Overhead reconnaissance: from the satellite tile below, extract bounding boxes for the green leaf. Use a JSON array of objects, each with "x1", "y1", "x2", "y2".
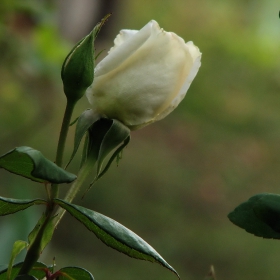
[
  {"x1": 54, "y1": 199, "x2": 179, "y2": 278},
  {"x1": 0, "y1": 146, "x2": 77, "y2": 184},
  {"x1": 57, "y1": 266, "x2": 94, "y2": 280},
  {"x1": 0, "y1": 196, "x2": 46, "y2": 216},
  {"x1": 28, "y1": 213, "x2": 55, "y2": 252},
  {"x1": 228, "y1": 193, "x2": 280, "y2": 239},
  {"x1": 7, "y1": 241, "x2": 28, "y2": 280},
  {"x1": 0, "y1": 262, "x2": 47, "y2": 280},
  {"x1": 66, "y1": 109, "x2": 100, "y2": 168}
]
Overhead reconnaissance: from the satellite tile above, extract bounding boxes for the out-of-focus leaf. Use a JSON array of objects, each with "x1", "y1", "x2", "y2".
[
  {"x1": 0, "y1": 147, "x2": 76, "y2": 184},
  {"x1": 57, "y1": 266, "x2": 94, "y2": 280},
  {"x1": 14, "y1": 275, "x2": 36, "y2": 280},
  {"x1": 54, "y1": 199, "x2": 179, "y2": 278},
  {"x1": 228, "y1": 193, "x2": 280, "y2": 239},
  {"x1": 0, "y1": 262, "x2": 47, "y2": 280},
  {"x1": 0, "y1": 196, "x2": 46, "y2": 216},
  {"x1": 7, "y1": 241, "x2": 28, "y2": 280},
  {"x1": 204, "y1": 265, "x2": 217, "y2": 280}
]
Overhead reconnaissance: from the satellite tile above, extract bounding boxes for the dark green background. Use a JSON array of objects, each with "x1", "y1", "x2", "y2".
[{"x1": 0, "y1": 0, "x2": 280, "y2": 279}]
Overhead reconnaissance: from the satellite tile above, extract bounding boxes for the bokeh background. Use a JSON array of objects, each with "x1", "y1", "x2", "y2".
[{"x1": 1, "y1": 0, "x2": 280, "y2": 279}]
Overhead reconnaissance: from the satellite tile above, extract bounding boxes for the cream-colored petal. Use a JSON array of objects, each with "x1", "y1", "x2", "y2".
[
  {"x1": 154, "y1": 42, "x2": 202, "y2": 122},
  {"x1": 93, "y1": 21, "x2": 155, "y2": 77},
  {"x1": 87, "y1": 20, "x2": 201, "y2": 130},
  {"x1": 89, "y1": 28, "x2": 178, "y2": 123},
  {"x1": 109, "y1": 29, "x2": 138, "y2": 54}
]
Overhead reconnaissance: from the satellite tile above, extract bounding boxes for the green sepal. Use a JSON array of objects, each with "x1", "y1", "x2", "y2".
[
  {"x1": 56, "y1": 266, "x2": 94, "y2": 280},
  {"x1": 7, "y1": 241, "x2": 28, "y2": 280},
  {"x1": 61, "y1": 15, "x2": 110, "y2": 103},
  {"x1": 54, "y1": 199, "x2": 179, "y2": 278},
  {"x1": 0, "y1": 146, "x2": 76, "y2": 184},
  {"x1": 0, "y1": 262, "x2": 47, "y2": 280},
  {"x1": 0, "y1": 196, "x2": 46, "y2": 216},
  {"x1": 228, "y1": 193, "x2": 280, "y2": 239},
  {"x1": 94, "y1": 119, "x2": 130, "y2": 177},
  {"x1": 66, "y1": 109, "x2": 100, "y2": 168},
  {"x1": 80, "y1": 132, "x2": 89, "y2": 169},
  {"x1": 93, "y1": 134, "x2": 130, "y2": 183},
  {"x1": 28, "y1": 213, "x2": 55, "y2": 253},
  {"x1": 86, "y1": 118, "x2": 130, "y2": 186},
  {"x1": 68, "y1": 115, "x2": 130, "y2": 193}
]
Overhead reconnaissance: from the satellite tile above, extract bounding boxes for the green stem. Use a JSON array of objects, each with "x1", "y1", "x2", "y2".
[
  {"x1": 53, "y1": 158, "x2": 95, "y2": 228},
  {"x1": 19, "y1": 210, "x2": 52, "y2": 275},
  {"x1": 55, "y1": 100, "x2": 76, "y2": 168},
  {"x1": 51, "y1": 100, "x2": 76, "y2": 200},
  {"x1": 18, "y1": 99, "x2": 76, "y2": 276}
]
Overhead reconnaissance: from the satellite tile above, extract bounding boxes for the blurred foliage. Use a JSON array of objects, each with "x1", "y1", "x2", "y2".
[{"x1": 0, "y1": 0, "x2": 280, "y2": 280}]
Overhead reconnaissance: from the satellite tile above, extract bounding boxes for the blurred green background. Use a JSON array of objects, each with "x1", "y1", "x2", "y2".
[{"x1": 1, "y1": 0, "x2": 280, "y2": 279}]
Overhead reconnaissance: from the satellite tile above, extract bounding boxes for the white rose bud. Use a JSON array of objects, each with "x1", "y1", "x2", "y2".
[{"x1": 86, "y1": 20, "x2": 201, "y2": 130}]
